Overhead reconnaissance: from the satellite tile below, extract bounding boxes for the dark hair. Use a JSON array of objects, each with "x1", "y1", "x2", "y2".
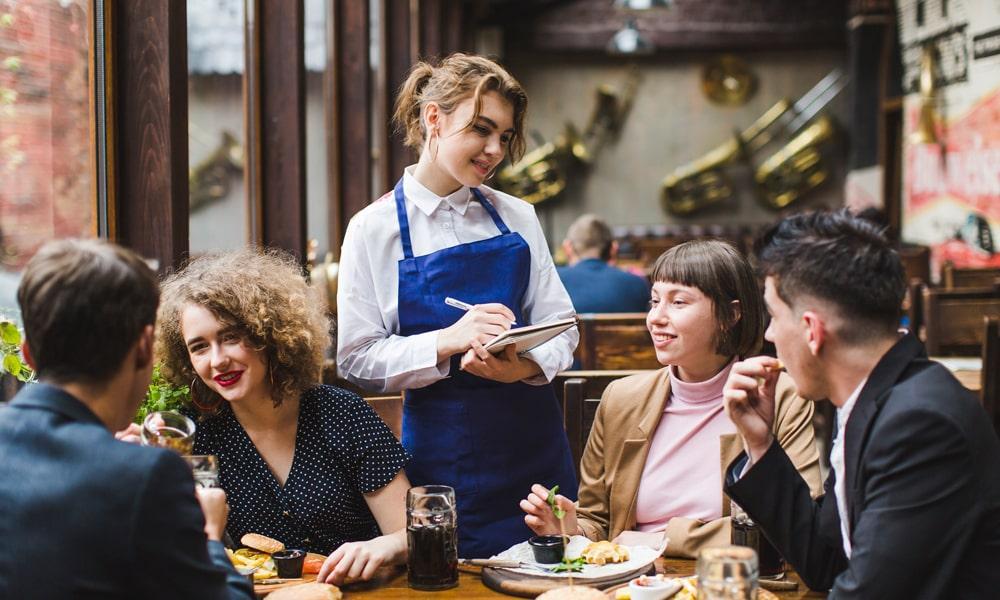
[
  {"x1": 18, "y1": 239, "x2": 159, "y2": 383},
  {"x1": 755, "y1": 209, "x2": 905, "y2": 343},
  {"x1": 650, "y1": 239, "x2": 765, "y2": 357}
]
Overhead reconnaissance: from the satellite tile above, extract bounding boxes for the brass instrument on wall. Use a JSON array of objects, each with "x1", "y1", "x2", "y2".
[
  {"x1": 910, "y1": 44, "x2": 940, "y2": 145},
  {"x1": 190, "y1": 131, "x2": 244, "y2": 212},
  {"x1": 661, "y1": 69, "x2": 846, "y2": 216},
  {"x1": 496, "y1": 71, "x2": 640, "y2": 205}
]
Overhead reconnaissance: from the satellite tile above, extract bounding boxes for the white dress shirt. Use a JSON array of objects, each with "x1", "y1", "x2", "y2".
[
  {"x1": 830, "y1": 378, "x2": 866, "y2": 558},
  {"x1": 336, "y1": 166, "x2": 578, "y2": 393}
]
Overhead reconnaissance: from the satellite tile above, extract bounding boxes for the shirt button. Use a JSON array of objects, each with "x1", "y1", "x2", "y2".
[
  {"x1": 442, "y1": 222, "x2": 452, "y2": 229},
  {"x1": 283, "y1": 510, "x2": 291, "y2": 518}
]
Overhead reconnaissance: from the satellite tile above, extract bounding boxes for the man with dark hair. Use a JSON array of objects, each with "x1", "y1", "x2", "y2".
[
  {"x1": 0, "y1": 239, "x2": 253, "y2": 599},
  {"x1": 722, "y1": 211, "x2": 1000, "y2": 598},
  {"x1": 557, "y1": 214, "x2": 649, "y2": 313}
]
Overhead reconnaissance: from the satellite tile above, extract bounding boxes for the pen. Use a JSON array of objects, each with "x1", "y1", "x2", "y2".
[{"x1": 444, "y1": 297, "x2": 516, "y2": 324}]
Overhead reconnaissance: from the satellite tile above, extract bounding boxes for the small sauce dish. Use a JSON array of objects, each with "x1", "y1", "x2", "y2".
[
  {"x1": 527, "y1": 535, "x2": 569, "y2": 564},
  {"x1": 627, "y1": 575, "x2": 682, "y2": 600},
  {"x1": 271, "y1": 548, "x2": 306, "y2": 578}
]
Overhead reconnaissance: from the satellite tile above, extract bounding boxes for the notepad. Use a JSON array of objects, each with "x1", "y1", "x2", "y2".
[{"x1": 483, "y1": 317, "x2": 578, "y2": 355}]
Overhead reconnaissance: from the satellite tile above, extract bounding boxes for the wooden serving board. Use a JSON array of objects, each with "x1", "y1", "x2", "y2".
[
  {"x1": 481, "y1": 564, "x2": 655, "y2": 598},
  {"x1": 254, "y1": 552, "x2": 326, "y2": 597}
]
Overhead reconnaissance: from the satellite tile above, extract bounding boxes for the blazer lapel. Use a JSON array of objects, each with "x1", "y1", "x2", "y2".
[
  {"x1": 844, "y1": 333, "x2": 925, "y2": 527},
  {"x1": 615, "y1": 370, "x2": 672, "y2": 533},
  {"x1": 719, "y1": 434, "x2": 744, "y2": 516}
]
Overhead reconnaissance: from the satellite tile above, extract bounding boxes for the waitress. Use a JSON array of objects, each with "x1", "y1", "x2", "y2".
[{"x1": 336, "y1": 53, "x2": 578, "y2": 558}]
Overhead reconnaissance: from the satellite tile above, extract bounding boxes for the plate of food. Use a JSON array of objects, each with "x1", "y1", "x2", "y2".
[
  {"x1": 492, "y1": 536, "x2": 660, "y2": 581},
  {"x1": 224, "y1": 533, "x2": 327, "y2": 595}
]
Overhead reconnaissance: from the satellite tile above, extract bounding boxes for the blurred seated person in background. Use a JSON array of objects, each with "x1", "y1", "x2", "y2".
[
  {"x1": 522, "y1": 240, "x2": 822, "y2": 557},
  {"x1": 723, "y1": 210, "x2": 1000, "y2": 597},
  {"x1": 557, "y1": 214, "x2": 649, "y2": 313},
  {"x1": 157, "y1": 248, "x2": 410, "y2": 585},
  {"x1": 0, "y1": 239, "x2": 252, "y2": 599}
]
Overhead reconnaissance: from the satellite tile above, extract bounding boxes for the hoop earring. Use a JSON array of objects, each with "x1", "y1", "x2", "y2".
[{"x1": 190, "y1": 376, "x2": 219, "y2": 414}]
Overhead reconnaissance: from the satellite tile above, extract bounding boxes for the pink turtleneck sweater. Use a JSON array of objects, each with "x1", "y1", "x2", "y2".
[{"x1": 635, "y1": 361, "x2": 737, "y2": 531}]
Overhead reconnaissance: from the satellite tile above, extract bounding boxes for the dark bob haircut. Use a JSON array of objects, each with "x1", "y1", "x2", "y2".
[
  {"x1": 754, "y1": 209, "x2": 905, "y2": 343},
  {"x1": 650, "y1": 239, "x2": 765, "y2": 358}
]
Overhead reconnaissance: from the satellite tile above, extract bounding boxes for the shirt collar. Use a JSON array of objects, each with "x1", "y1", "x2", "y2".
[
  {"x1": 402, "y1": 165, "x2": 472, "y2": 216},
  {"x1": 837, "y1": 377, "x2": 867, "y2": 431}
]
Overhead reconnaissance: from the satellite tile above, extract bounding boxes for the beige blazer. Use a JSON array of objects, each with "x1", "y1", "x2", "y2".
[{"x1": 575, "y1": 368, "x2": 823, "y2": 558}]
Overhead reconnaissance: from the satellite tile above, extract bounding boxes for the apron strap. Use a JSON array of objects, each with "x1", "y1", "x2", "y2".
[
  {"x1": 472, "y1": 188, "x2": 511, "y2": 235},
  {"x1": 393, "y1": 178, "x2": 415, "y2": 259}
]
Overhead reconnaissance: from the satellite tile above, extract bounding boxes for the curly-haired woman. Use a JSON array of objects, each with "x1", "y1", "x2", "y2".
[{"x1": 157, "y1": 247, "x2": 410, "y2": 585}]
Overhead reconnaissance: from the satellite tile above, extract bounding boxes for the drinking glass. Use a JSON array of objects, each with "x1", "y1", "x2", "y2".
[
  {"x1": 696, "y1": 545, "x2": 758, "y2": 600},
  {"x1": 730, "y1": 501, "x2": 785, "y2": 578},
  {"x1": 140, "y1": 410, "x2": 196, "y2": 455},
  {"x1": 183, "y1": 454, "x2": 219, "y2": 488},
  {"x1": 406, "y1": 485, "x2": 458, "y2": 590}
]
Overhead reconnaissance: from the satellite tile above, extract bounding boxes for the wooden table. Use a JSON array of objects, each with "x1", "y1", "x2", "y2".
[
  {"x1": 340, "y1": 558, "x2": 827, "y2": 599},
  {"x1": 929, "y1": 356, "x2": 982, "y2": 394}
]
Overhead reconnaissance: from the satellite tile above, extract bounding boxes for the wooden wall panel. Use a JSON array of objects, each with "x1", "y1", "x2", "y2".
[{"x1": 113, "y1": 0, "x2": 188, "y2": 272}]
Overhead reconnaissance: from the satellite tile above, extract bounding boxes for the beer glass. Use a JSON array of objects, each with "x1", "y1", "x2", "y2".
[
  {"x1": 140, "y1": 410, "x2": 195, "y2": 454},
  {"x1": 183, "y1": 454, "x2": 219, "y2": 488},
  {"x1": 696, "y1": 545, "x2": 758, "y2": 600},
  {"x1": 731, "y1": 501, "x2": 785, "y2": 578},
  {"x1": 406, "y1": 485, "x2": 458, "y2": 590}
]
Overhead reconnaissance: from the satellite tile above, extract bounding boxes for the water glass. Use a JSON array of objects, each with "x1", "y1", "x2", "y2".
[
  {"x1": 406, "y1": 485, "x2": 458, "y2": 591},
  {"x1": 140, "y1": 410, "x2": 196, "y2": 454},
  {"x1": 697, "y1": 545, "x2": 758, "y2": 600},
  {"x1": 183, "y1": 454, "x2": 219, "y2": 488}
]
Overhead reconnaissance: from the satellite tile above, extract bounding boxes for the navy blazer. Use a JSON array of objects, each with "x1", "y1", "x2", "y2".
[
  {"x1": 725, "y1": 334, "x2": 1000, "y2": 599},
  {"x1": 557, "y1": 258, "x2": 650, "y2": 314},
  {"x1": 0, "y1": 383, "x2": 253, "y2": 600}
]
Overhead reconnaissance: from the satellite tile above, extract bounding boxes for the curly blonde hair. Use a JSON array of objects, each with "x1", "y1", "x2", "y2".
[{"x1": 157, "y1": 247, "x2": 331, "y2": 410}]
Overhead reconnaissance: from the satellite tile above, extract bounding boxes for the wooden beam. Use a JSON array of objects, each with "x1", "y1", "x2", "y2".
[
  {"x1": 328, "y1": 0, "x2": 374, "y2": 256},
  {"x1": 112, "y1": 0, "x2": 188, "y2": 272},
  {"x1": 383, "y1": 0, "x2": 417, "y2": 192},
  {"x1": 258, "y1": 0, "x2": 307, "y2": 260},
  {"x1": 419, "y1": 0, "x2": 442, "y2": 58}
]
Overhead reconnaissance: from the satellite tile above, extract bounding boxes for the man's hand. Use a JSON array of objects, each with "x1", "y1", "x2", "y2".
[
  {"x1": 195, "y1": 487, "x2": 229, "y2": 541},
  {"x1": 723, "y1": 356, "x2": 781, "y2": 462}
]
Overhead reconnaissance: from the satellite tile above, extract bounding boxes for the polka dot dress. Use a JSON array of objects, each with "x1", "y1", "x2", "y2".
[{"x1": 189, "y1": 385, "x2": 409, "y2": 555}]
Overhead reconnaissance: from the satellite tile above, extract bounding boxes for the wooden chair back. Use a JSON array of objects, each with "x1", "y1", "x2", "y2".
[
  {"x1": 576, "y1": 313, "x2": 661, "y2": 370},
  {"x1": 921, "y1": 284, "x2": 1000, "y2": 355},
  {"x1": 560, "y1": 370, "x2": 655, "y2": 475},
  {"x1": 942, "y1": 262, "x2": 1000, "y2": 289},
  {"x1": 366, "y1": 395, "x2": 403, "y2": 440},
  {"x1": 899, "y1": 244, "x2": 931, "y2": 285},
  {"x1": 982, "y1": 317, "x2": 999, "y2": 437}
]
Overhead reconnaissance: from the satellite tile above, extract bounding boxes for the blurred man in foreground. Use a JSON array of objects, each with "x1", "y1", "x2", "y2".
[{"x1": 0, "y1": 239, "x2": 253, "y2": 599}]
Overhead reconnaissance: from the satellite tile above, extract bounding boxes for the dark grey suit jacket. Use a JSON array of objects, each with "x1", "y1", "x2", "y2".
[
  {"x1": 0, "y1": 383, "x2": 254, "y2": 599},
  {"x1": 725, "y1": 333, "x2": 1000, "y2": 599}
]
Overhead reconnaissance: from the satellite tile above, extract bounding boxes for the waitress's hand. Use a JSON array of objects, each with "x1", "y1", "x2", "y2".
[
  {"x1": 460, "y1": 344, "x2": 541, "y2": 383},
  {"x1": 437, "y1": 302, "x2": 516, "y2": 360}
]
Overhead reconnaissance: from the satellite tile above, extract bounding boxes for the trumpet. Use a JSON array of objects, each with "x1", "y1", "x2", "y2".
[{"x1": 496, "y1": 72, "x2": 639, "y2": 205}]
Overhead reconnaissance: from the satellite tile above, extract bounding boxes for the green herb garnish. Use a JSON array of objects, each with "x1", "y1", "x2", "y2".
[{"x1": 549, "y1": 556, "x2": 585, "y2": 573}]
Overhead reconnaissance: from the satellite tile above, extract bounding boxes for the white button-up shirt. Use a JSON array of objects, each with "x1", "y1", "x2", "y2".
[
  {"x1": 336, "y1": 166, "x2": 578, "y2": 393},
  {"x1": 830, "y1": 378, "x2": 866, "y2": 558}
]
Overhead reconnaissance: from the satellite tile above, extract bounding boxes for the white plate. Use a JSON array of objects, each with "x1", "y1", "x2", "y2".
[{"x1": 492, "y1": 535, "x2": 660, "y2": 580}]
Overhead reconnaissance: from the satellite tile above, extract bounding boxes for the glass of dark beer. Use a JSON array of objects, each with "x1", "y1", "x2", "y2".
[
  {"x1": 407, "y1": 485, "x2": 458, "y2": 590},
  {"x1": 730, "y1": 501, "x2": 785, "y2": 578}
]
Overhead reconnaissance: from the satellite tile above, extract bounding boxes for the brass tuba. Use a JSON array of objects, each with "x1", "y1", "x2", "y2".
[{"x1": 496, "y1": 72, "x2": 639, "y2": 205}]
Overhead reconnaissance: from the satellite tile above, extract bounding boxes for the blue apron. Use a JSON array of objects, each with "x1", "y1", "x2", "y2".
[{"x1": 393, "y1": 179, "x2": 577, "y2": 558}]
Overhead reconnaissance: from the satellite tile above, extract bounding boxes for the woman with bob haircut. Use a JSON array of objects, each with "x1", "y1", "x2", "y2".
[
  {"x1": 336, "y1": 53, "x2": 577, "y2": 557},
  {"x1": 157, "y1": 247, "x2": 410, "y2": 585},
  {"x1": 521, "y1": 239, "x2": 823, "y2": 557}
]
